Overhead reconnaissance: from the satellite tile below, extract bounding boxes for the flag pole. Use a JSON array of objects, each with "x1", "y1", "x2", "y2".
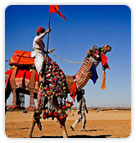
[
  {"x1": 43, "y1": 9, "x2": 51, "y2": 82},
  {"x1": 46, "y1": 12, "x2": 51, "y2": 55}
]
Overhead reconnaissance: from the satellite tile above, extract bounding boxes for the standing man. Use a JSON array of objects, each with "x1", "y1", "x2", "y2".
[
  {"x1": 70, "y1": 89, "x2": 88, "y2": 131},
  {"x1": 31, "y1": 26, "x2": 54, "y2": 82}
]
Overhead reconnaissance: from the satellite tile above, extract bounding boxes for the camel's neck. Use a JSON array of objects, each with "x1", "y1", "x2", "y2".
[{"x1": 75, "y1": 56, "x2": 100, "y2": 89}]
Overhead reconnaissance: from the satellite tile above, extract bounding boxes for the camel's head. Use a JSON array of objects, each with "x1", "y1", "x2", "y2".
[
  {"x1": 75, "y1": 45, "x2": 111, "y2": 89},
  {"x1": 101, "y1": 44, "x2": 112, "y2": 54},
  {"x1": 87, "y1": 44, "x2": 112, "y2": 62}
]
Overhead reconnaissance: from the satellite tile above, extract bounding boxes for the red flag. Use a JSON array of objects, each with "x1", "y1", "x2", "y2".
[{"x1": 50, "y1": 5, "x2": 66, "y2": 20}]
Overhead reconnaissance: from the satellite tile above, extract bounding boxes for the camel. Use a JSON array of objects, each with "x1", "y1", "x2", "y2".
[{"x1": 5, "y1": 44, "x2": 111, "y2": 138}]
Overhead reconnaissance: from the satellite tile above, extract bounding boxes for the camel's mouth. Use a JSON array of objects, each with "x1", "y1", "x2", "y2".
[
  {"x1": 107, "y1": 46, "x2": 112, "y2": 52},
  {"x1": 102, "y1": 45, "x2": 112, "y2": 54}
]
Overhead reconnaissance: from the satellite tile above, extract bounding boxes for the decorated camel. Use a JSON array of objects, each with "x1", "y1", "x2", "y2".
[{"x1": 5, "y1": 44, "x2": 111, "y2": 138}]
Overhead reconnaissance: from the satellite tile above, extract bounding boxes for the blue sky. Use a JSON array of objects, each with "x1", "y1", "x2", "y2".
[{"x1": 5, "y1": 5, "x2": 131, "y2": 107}]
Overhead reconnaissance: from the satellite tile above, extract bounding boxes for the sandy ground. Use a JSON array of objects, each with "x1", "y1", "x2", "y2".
[{"x1": 5, "y1": 109, "x2": 131, "y2": 138}]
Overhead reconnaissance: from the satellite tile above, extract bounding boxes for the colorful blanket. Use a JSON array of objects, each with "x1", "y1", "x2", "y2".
[
  {"x1": 40, "y1": 56, "x2": 67, "y2": 98},
  {"x1": 5, "y1": 68, "x2": 39, "y2": 91},
  {"x1": 5, "y1": 69, "x2": 13, "y2": 88}
]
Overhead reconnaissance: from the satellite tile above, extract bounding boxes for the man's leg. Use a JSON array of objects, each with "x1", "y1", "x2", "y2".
[
  {"x1": 35, "y1": 53, "x2": 44, "y2": 82},
  {"x1": 81, "y1": 112, "x2": 86, "y2": 131},
  {"x1": 71, "y1": 113, "x2": 82, "y2": 131}
]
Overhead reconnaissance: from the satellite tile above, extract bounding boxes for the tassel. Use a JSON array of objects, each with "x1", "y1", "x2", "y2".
[
  {"x1": 101, "y1": 70, "x2": 106, "y2": 90},
  {"x1": 70, "y1": 82, "x2": 77, "y2": 101},
  {"x1": 101, "y1": 53, "x2": 110, "y2": 70},
  {"x1": 101, "y1": 53, "x2": 110, "y2": 90}
]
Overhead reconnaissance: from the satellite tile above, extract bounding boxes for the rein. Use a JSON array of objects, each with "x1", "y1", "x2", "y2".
[
  {"x1": 51, "y1": 48, "x2": 103, "y2": 64},
  {"x1": 51, "y1": 52, "x2": 82, "y2": 64}
]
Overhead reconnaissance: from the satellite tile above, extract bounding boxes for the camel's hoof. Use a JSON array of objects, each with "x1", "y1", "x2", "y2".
[
  {"x1": 7, "y1": 105, "x2": 19, "y2": 110},
  {"x1": 27, "y1": 134, "x2": 32, "y2": 138},
  {"x1": 27, "y1": 106, "x2": 36, "y2": 111}
]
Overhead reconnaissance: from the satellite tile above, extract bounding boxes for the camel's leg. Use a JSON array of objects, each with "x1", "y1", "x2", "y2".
[
  {"x1": 27, "y1": 108, "x2": 42, "y2": 138},
  {"x1": 27, "y1": 90, "x2": 35, "y2": 111},
  {"x1": 5, "y1": 88, "x2": 11, "y2": 114},
  {"x1": 12, "y1": 88, "x2": 17, "y2": 105},
  {"x1": 5, "y1": 88, "x2": 11, "y2": 102},
  {"x1": 28, "y1": 69, "x2": 36, "y2": 111},
  {"x1": 27, "y1": 92, "x2": 43, "y2": 138},
  {"x1": 58, "y1": 119, "x2": 68, "y2": 138},
  {"x1": 27, "y1": 119, "x2": 36, "y2": 138},
  {"x1": 7, "y1": 88, "x2": 18, "y2": 110},
  {"x1": 16, "y1": 90, "x2": 21, "y2": 106},
  {"x1": 50, "y1": 96, "x2": 68, "y2": 138},
  {"x1": 10, "y1": 66, "x2": 18, "y2": 108},
  {"x1": 61, "y1": 124, "x2": 68, "y2": 138}
]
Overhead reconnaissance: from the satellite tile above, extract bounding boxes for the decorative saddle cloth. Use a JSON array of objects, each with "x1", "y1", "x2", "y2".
[
  {"x1": 9, "y1": 50, "x2": 46, "y2": 66},
  {"x1": 9, "y1": 50, "x2": 35, "y2": 66}
]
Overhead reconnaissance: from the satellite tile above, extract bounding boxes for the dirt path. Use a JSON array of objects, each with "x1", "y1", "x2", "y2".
[{"x1": 5, "y1": 110, "x2": 131, "y2": 138}]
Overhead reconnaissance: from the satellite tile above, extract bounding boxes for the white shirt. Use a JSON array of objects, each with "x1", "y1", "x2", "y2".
[
  {"x1": 31, "y1": 32, "x2": 46, "y2": 57},
  {"x1": 33, "y1": 32, "x2": 46, "y2": 51}
]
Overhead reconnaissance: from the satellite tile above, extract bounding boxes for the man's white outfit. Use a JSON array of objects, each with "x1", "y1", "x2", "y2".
[
  {"x1": 71, "y1": 96, "x2": 88, "y2": 130},
  {"x1": 31, "y1": 32, "x2": 46, "y2": 74}
]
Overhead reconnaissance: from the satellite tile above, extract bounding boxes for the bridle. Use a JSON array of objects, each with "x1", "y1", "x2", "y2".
[
  {"x1": 88, "y1": 45, "x2": 109, "y2": 62},
  {"x1": 88, "y1": 47, "x2": 102, "y2": 62}
]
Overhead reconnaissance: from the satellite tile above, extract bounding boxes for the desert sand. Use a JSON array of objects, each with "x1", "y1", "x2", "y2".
[{"x1": 5, "y1": 109, "x2": 131, "y2": 138}]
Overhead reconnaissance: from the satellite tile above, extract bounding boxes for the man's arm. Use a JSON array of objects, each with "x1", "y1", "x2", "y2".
[
  {"x1": 35, "y1": 28, "x2": 51, "y2": 42},
  {"x1": 44, "y1": 49, "x2": 55, "y2": 54},
  {"x1": 48, "y1": 48, "x2": 55, "y2": 53}
]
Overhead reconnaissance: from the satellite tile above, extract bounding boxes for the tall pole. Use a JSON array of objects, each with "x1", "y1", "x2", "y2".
[
  {"x1": 46, "y1": 12, "x2": 51, "y2": 56},
  {"x1": 43, "y1": 9, "x2": 51, "y2": 82}
]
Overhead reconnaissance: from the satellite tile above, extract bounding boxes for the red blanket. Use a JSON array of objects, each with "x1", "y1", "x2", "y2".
[
  {"x1": 9, "y1": 50, "x2": 35, "y2": 66},
  {"x1": 5, "y1": 69, "x2": 13, "y2": 88},
  {"x1": 24, "y1": 70, "x2": 39, "y2": 90},
  {"x1": 5, "y1": 68, "x2": 39, "y2": 90},
  {"x1": 15, "y1": 69, "x2": 25, "y2": 88}
]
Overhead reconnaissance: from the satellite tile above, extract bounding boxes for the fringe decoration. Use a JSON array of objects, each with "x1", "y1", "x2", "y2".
[
  {"x1": 70, "y1": 82, "x2": 77, "y2": 101},
  {"x1": 101, "y1": 53, "x2": 110, "y2": 90},
  {"x1": 101, "y1": 70, "x2": 106, "y2": 90}
]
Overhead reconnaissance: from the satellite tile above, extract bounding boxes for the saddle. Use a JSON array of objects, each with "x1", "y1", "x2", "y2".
[{"x1": 9, "y1": 50, "x2": 46, "y2": 66}]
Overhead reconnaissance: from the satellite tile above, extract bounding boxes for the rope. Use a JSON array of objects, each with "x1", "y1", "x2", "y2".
[{"x1": 51, "y1": 53, "x2": 82, "y2": 64}]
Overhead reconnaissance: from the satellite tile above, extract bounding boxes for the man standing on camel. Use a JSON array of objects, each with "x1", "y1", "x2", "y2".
[{"x1": 31, "y1": 26, "x2": 55, "y2": 82}]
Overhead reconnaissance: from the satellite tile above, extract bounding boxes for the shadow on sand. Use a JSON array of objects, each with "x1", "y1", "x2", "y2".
[
  {"x1": 39, "y1": 135, "x2": 111, "y2": 138},
  {"x1": 32, "y1": 129, "x2": 111, "y2": 138}
]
